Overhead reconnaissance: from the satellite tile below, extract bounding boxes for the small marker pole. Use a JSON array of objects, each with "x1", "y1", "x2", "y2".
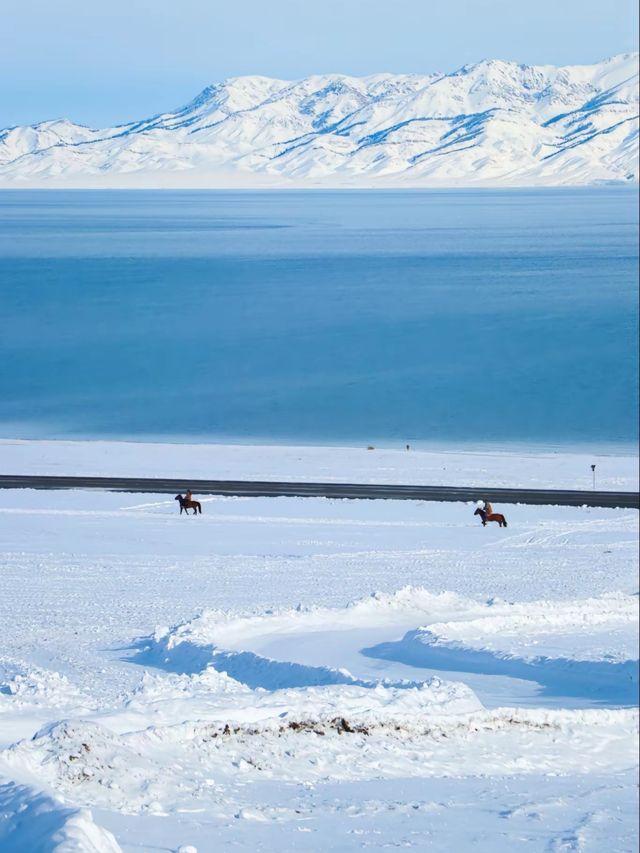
[{"x1": 591, "y1": 464, "x2": 596, "y2": 490}]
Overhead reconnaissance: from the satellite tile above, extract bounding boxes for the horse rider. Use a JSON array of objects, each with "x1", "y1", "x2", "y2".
[
  {"x1": 483, "y1": 499, "x2": 494, "y2": 515},
  {"x1": 185, "y1": 489, "x2": 193, "y2": 502}
]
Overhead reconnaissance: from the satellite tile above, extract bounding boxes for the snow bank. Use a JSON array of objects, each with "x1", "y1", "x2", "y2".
[
  {"x1": 0, "y1": 661, "x2": 98, "y2": 748},
  {"x1": 0, "y1": 662, "x2": 95, "y2": 713},
  {"x1": 122, "y1": 674, "x2": 483, "y2": 726},
  {"x1": 0, "y1": 779, "x2": 121, "y2": 852},
  {"x1": 366, "y1": 630, "x2": 638, "y2": 705},
  {"x1": 422, "y1": 592, "x2": 639, "y2": 646},
  {"x1": 1, "y1": 705, "x2": 635, "y2": 816}
]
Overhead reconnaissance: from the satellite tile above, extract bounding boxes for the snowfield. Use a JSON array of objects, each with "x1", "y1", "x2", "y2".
[
  {"x1": 0, "y1": 54, "x2": 637, "y2": 188},
  {"x1": 0, "y1": 440, "x2": 637, "y2": 851},
  {"x1": 2, "y1": 438, "x2": 638, "y2": 491}
]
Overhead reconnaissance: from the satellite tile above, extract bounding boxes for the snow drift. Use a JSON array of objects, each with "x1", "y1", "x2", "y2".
[{"x1": 0, "y1": 780, "x2": 120, "y2": 853}]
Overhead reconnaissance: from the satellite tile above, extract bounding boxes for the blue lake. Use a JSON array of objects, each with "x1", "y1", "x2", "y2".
[{"x1": 0, "y1": 188, "x2": 637, "y2": 449}]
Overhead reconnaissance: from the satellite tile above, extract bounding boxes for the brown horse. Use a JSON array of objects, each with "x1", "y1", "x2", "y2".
[
  {"x1": 175, "y1": 494, "x2": 202, "y2": 515},
  {"x1": 474, "y1": 507, "x2": 507, "y2": 527}
]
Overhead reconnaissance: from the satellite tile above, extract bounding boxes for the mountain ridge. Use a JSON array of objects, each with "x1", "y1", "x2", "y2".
[{"x1": 1, "y1": 54, "x2": 637, "y2": 188}]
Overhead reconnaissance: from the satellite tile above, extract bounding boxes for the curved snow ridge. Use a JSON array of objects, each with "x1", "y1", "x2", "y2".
[
  {"x1": 423, "y1": 592, "x2": 638, "y2": 643},
  {"x1": 138, "y1": 587, "x2": 475, "y2": 686},
  {"x1": 0, "y1": 778, "x2": 121, "y2": 852},
  {"x1": 134, "y1": 588, "x2": 488, "y2": 696},
  {"x1": 365, "y1": 629, "x2": 639, "y2": 705},
  {"x1": 181, "y1": 648, "x2": 392, "y2": 690},
  {"x1": 150, "y1": 587, "x2": 481, "y2": 651},
  {"x1": 140, "y1": 638, "x2": 443, "y2": 692},
  {"x1": 143, "y1": 588, "x2": 638, "y2": 687},
  {"x1": 151, "y1": 588, "x2": 637, "y2": 651},
  {"x1": 133, "y1": 588, "x2": 640, "y2": 705}
]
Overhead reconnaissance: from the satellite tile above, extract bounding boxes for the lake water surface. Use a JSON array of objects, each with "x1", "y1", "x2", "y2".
[{"x1": 1, "y1": 188, "x2": 637, "y2": 449}]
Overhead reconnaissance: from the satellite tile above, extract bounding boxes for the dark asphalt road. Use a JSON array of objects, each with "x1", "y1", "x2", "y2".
[{"x1": 0, "y1": 474, "x2": 637, "y2": 508}]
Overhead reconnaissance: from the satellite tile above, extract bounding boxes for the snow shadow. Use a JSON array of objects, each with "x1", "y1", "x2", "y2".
[
  {"x1": 0, "y1": 781, "x2": 119, "y2": 852},
  {"x1": 127, "y1": 638, "x2": 425, "y2": 692},
  {"x1": 362, "y1": 630, "x2": 639, "y2": 706}
]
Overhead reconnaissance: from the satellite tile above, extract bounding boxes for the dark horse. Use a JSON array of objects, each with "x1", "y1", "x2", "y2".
[
  {"x1": 474, "y1": 507, "x2": 507, "y2": 527},
  {"x1": 175, "y1": 494, "x2": 202, "y2": 515}
]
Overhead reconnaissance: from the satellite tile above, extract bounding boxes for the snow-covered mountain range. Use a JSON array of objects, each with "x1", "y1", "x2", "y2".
[{"x1": 1, "y1": 54, "x2": 638, "y2": 187}]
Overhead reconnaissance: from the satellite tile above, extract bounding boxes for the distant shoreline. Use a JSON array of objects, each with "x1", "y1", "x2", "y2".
[
  {"x1": 1, "y1": 179, "x2": 638, "y2": 191},
  {"x1": 1, "y1": 434, "x2": 638, "y2": 457}
]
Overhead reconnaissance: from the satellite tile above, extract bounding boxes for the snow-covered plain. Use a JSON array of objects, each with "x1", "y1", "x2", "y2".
[
  {"x1": 0, "y1": 54, "x2": 637, "y2": 188},
  {"x1": 0, "y1": 441, "x2": 638, "y2": 851},
  {"x1": 2, "y1": 438, "x2": 638, "y2": 491}
]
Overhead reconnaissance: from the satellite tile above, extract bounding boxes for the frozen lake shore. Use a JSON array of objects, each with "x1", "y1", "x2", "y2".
[{"x1": 1, "y1": 438, "x2": 638, "y2": 491}]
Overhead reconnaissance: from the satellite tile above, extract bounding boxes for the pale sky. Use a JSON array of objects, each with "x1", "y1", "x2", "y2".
[{"x1": 1, "y1": 0, "x2": 638, "y2": 127}]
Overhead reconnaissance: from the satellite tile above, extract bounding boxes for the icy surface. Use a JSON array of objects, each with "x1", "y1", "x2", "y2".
[
  {"x1": 0, "y1": 55, "x2": 637, "y2": 187},
  {"x1": 0, "y1": 441, "x2": 637, "y2": 850}
]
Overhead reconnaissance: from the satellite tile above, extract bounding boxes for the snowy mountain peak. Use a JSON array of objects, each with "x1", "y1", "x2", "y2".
[{"x1": 1, "y1": 54, "x2": 638, "y2": 187}]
